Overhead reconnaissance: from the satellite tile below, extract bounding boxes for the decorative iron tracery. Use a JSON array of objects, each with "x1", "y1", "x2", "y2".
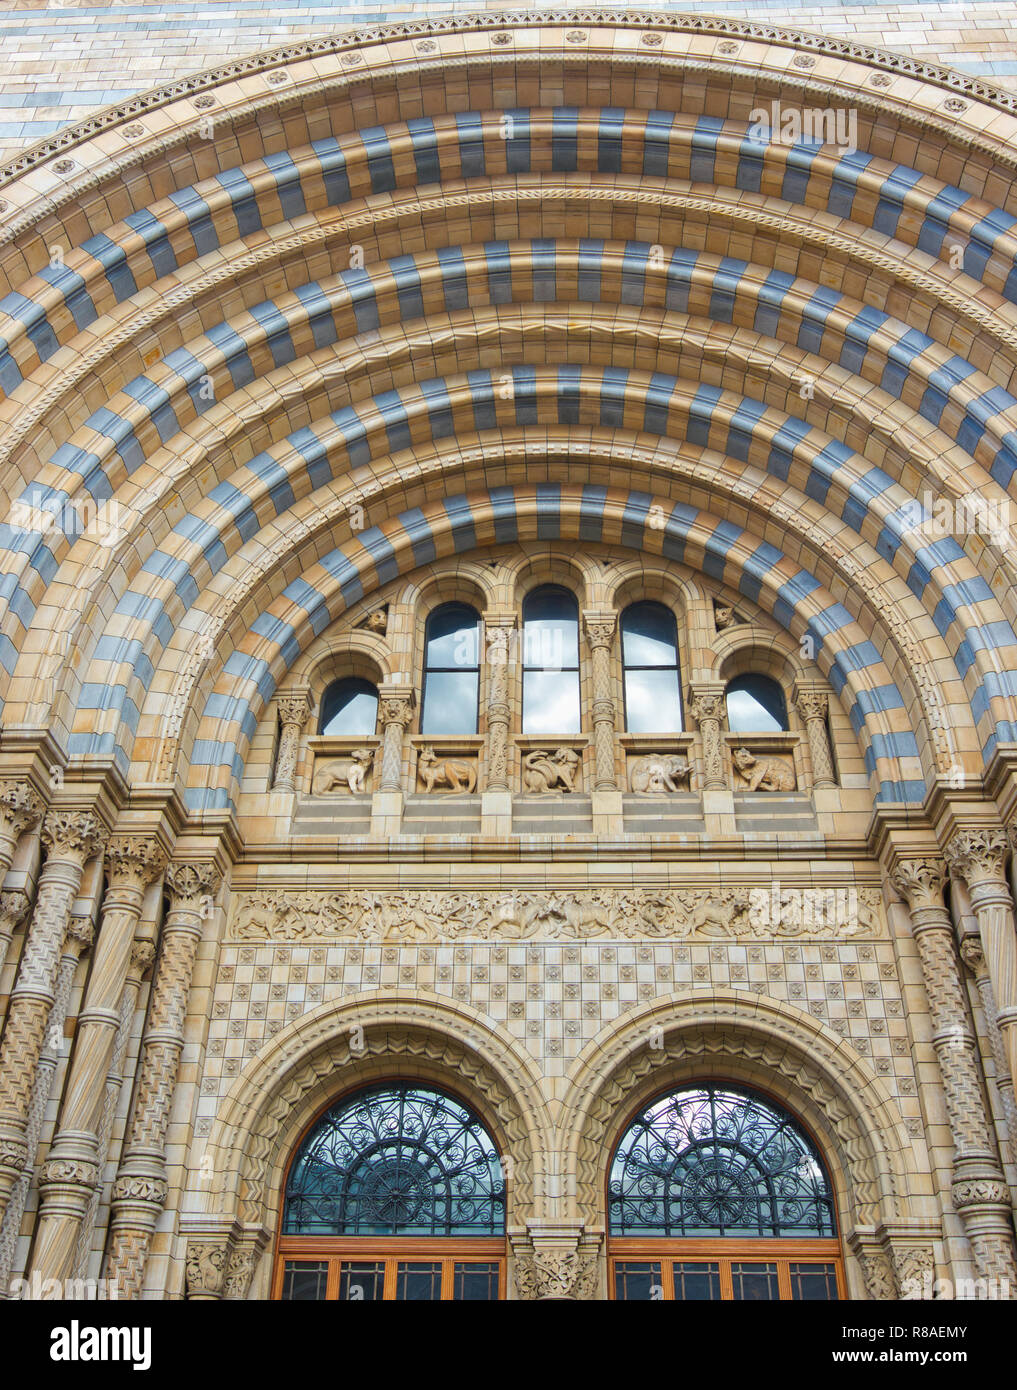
[
  {"x1": 609, "y1": 1085, "x2": 836, "y2": 1237},
  {"x1": 283, "y1": 1084, "x2": 505, "y2": 1236}
]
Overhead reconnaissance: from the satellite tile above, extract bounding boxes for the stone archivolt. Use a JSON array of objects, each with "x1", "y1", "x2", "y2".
[{"x1": 229, "y1": 885, "x2": 885, "y2": 943}]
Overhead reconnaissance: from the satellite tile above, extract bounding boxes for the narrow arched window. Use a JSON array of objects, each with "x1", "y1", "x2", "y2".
[
  {"x1": 725, "y1": 674, "x2": 789, "y2": 733},
  {"x1": 609, "y1": 1084, "x2": 842, "y2": 1302},
  {"x1": 621, "y1": 601, "x2": 683, "y2": 733},
  {"x1": 522, "y1": 585, "x2": 580, "y2": 735},
  {"x1": 319, "y1": 677, "x2": 378, "y2": 736},
  {"x1": 420, "y1": 603, "x2": 481, "y2": 735}
]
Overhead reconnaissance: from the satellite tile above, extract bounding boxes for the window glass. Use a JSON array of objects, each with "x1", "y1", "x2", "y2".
[
  {"x1": 522, "y1": 585, "x2": 580, "y2": 735},
  {"x1": 421, "y1": 603, "x2": 481, "y2": 735},
  {"x1": 320, "y1": 677, "x2": 378, "y2": 736},
  {"x1": 725, "y1": 674, "x2": 789, "y2": 733},
  {"x1": 621, "y1": 602, "x2": 682, "y2": 733}
]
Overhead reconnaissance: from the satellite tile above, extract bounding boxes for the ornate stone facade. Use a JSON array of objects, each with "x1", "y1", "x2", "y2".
[{"x1": 0, "y1": 9, "x2": 1017, "y2": 1304}]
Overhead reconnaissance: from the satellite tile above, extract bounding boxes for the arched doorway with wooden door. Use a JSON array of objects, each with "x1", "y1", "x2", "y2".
[
  {"x1": 273, "y1": 1081, "x2": 507, "y2": 1301},
  {"x1": 608, "y1": 1083, "x2": 843, "y2": 1301}
]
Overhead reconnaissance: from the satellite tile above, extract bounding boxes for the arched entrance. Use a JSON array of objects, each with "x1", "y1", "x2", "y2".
[
  {"x1": 607, "y1": 1083, "x2": 844, "y2": 1300},
  {"x1": 273, "y1": 1081, "x2": 507, "y2": 1300}
]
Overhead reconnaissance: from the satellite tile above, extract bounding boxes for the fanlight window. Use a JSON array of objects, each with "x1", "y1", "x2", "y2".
[
  {"x1": 420, "y1": 603, "x2": 481, "y2": 736},
  {"x1": 609, "y1": 1085, "x2": 835, "y2": 1238},
  {"x1": 621, "y1": 601, "x2": 683, "y2": 733},
  {"x1": 283, "y1": 1084, "x2": 505, "y2": 1237},
  {"x1": 725, "y1": 674, "x2": 789, "y2": 734},
  {"x1": 522, "y1": 585, "x2": 580, "y2": 734},
  {"x1": 319, "y1": 677, "x2": 378, "y2": 736}
]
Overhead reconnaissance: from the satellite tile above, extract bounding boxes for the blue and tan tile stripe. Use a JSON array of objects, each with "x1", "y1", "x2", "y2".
[{"x1": 3, "y1": 21, "x2": 1017, "y2": 813}]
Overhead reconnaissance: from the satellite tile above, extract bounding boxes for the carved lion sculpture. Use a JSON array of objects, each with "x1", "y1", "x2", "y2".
[
  {"x1": 733, "y1": 746, "x2": 796, "y2": 792},
  {"x1": 629, "y1": 753, "x2": 692, "y2": 794},
  {"x1": 314, "y1": 748, "x2": 374, "y2": 795},
  {"x1": 522, "y1": 747, "x2": 580, "y2": 795},
  {"x1": 417, "y1": 746, "x2": 477, "y2": 793}
]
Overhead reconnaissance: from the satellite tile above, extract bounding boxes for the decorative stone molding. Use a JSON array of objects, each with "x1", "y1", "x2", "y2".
[
  {"x1": 229, "y1": 885, "x2": 885, "y2": 943},
  {"x1": 273, "y1": 689, "x2": 312, "y2": 791}
]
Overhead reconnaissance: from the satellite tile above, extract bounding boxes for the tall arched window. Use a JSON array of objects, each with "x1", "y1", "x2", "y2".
[
  {"x1": 420, "y1": 603, "x2": 481, "y2": 736},
  {"x1": 725, "y1": 674, "x2": 789, "y2": 733},
  {"x1": 276, "y1": 1083, "x2": 506, "y2": 1300},
  {"x1": 522, "y1": 585, "x2": 580, "y2": 735},
  {"x1": 319, "y1": 677, "x2": 379, "y2": 736},
  {"x1": 609, "y1": 1084, "x2": 841, "y2": 1301},
  {"x1": 621, "y1": 601, "x2": 683, "y2": 733}
]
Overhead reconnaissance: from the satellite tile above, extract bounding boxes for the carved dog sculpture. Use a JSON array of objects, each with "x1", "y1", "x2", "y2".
[
  {"x1": 629, "y1": 753, "x2": 692, "y2": 794},
  {"x1": 417, "y1": 746, "x2": 477, "y2": 793},
  {"x1": 314, "y1": 747, "x2": 374, "y2": 794},
  {"x1": 733, "y1": 746, "x2": 796, "y2": 792},
  {"x1": 522, "y1": 747, "x2": 580, "y2": 794}
]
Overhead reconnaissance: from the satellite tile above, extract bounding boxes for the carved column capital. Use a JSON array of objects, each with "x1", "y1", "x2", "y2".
[
  {"x1": 184, "y1": 1238, "x2": 232, "y2": 1299},
  {"x1": 792, "y1": 683, "x2": 829, "y2": 722},
  {"x1": 378, "y1": 691, "x2": 415, "y2": 728},
  {"x1": 0, "y1": 890, "x2": 31, "y2": 935},
  {"x1": 0, "y1": 780, "x2": 44, "y2": 841},
  {"x1": 512, "y1": 1234, "x2": 600, "y2": 1301},
  {"x1": 959, "y1": 934, "x2": 987, "y2": 980},
  {"x1": 105, "y1": 836, "x2": 168, "y2": 894},
  {"x1": 129, "y1": 937, "x2": 157, "y2": 978},
  {"x1": 889, "y1": 858, "x2": 948, "y2": 913},
  {"x1": 40, "y1": 809, "x2": 107, "y2": 866},
  {"x1": 945, "y1": 827, "x2": 1009, "y2": 887},
  {"x1": 164, "y1": 861, "x2": 220, "y2": 912},
  {"x1": 276, "y1": 690, "x2": 312, "y2": 729},
  {"x1": 582, "y1": 611, "x2": 616, "y2": 649}
]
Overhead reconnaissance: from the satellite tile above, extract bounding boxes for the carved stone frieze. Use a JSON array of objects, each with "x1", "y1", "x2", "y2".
[{"x1": 230, "y1": 885, "x2": 885, "y2": 942}]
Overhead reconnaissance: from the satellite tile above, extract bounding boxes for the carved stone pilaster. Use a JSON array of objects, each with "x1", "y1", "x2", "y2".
[
  {"x1": 30, "y1": 835, "x2": 168, "y2": 1284},
  {"x1": 890, "y1": 858, "x2": 1017, "y2": 1287},
  {"x1": 0, "y1": 889, "x2": 31, "y2": 978},
  {"x1": 793, "y1": 682, "x2": 836, "y2": 787},
  {"x1": 583, "y1": 612, "x2": 618, "y2": 790},
  {"x1": 377, "y1": 687, "x2": 414, "y2": 792},
  {"x1": 483, "y1": 612, "x2": 515, "y2": 791},
  {"x1": 960, "y1": 935, "x2": 1017, "y2": 1176},
  {"x1": 105, "y1": 862, "x2": 220, "y2": 1298},
  {"x1": 272, "y1": 690, "x2": 312, "y2": 791},
  {"x1": 184, "y1": 1238, "x2": 231, "y2": 1300},
  {"x1": 0, "y1": 809, "x2": 106, "y2": 1228},
  {"x1": 689, "y1": 683, "x2": 727, "y2": 789},
  {"x1": 947, "y1": 829, "x2": 1017, "y2": 1101},
  {"x1": 0, "y1": 780, "x2": 44, "y2": 875}
]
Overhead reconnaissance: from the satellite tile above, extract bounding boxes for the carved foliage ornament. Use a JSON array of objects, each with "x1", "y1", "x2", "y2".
[
  {"x1": 945, "y1": 828, "x2": 1008, "y2": 885},
  {"x1": 164, "y1": 862, "x2": 221, "y2": 908},
  {"x1": 890, "y1": 858, "x2": 946, "y2": 912},
  {"x1": 184, "y1": 1240, "x2": 230, "y2": 1298},
  {"x1": 0, "y1": 781, "x2": 44, "y2": 838},
  {"x1": 514, "y1": 1250, "x2": 599, "y2": 1300},
  {"x1": 105, "y1": 836, "x2": 168, "y2": 891},
  {"x1": 230, "y1": 885, "x2": 884, "y2": 943},
  {"x1": 40, "y1": 809, "x2": 107, "y2": 863}
]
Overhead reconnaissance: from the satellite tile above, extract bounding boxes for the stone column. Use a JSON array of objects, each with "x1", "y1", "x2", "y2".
[
  {"x1": 891, "y1": 858, "x2": 1017, "y2": 1289},
  {"x1": 73, "y1": 935, "x2": 156, "y2": 1283},
  {"x1": 272, "y1": 690, "x2": 311, "y2": 791},
  {"x1": 0, "y1": 890, "x2": 31, "y2": 978},
  {"x1": 793, "y1": 682, "x2": 837, "y2": 787},
  {"x1": 689, "y1": 683, "x2": 727, "y2": 790},
  {"x1": 960, "y1": 934, "x2": 1017, "y2": 1174},
  {"x1": 583, "y1": 612, "x2": 618, "y2": 791},
  {"x1": 104, "y1": 861, "x2": 220, "y2": 1299},
  {"x1": 0, "y1": 780, "x2": 44, "y2": 882},
  {"x1": 30, "y1": 836, "x2": 167, "y2": 1284},
  {"x1": 377, "y1": 687, "x2": 414, "y2": 792},
  {"x1": 0, "y1": 809, "x2": 106, "y2": 1228},
  {"x1": 482, "y1": 611, "x2": 515, "y2": 792},
  {"x1": 0, "y1": 912, "x2": 95, "y2": 1293},
  {"x1": 946, "y1": 829, "x2": 1017, "y2": 1100}
]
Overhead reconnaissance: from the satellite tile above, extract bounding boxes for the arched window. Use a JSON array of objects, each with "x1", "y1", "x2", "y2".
[
  {"x1": 319, "y1": 676, "x2": 378, "y2": 736},
  {"x1": 420, "y1": 603, "x2": 481, "y2": 736},
  {"x1": 725, "y1": 674, "x2": 789, "y2": 733},
  {"x1": 609, "y1": 1084, "x2": 841, "y2": 1301},
  {"x1": 276, "y1": 1083, "x2": 506, "y2": 1300},
  {"x1": 522, "y1": 585, "x2": 580, "y2": 735},
  {"x1": 621, "y1": 601, "x2": 683, "y2": 733}
]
